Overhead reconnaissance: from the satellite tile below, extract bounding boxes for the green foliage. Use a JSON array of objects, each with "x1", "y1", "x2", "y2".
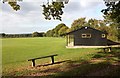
[
  {"x1": 54, "y1": 23, "x2": 67, "y2": 36},
  {"x1": 102, "y1": 1, "x2": 120, "y2": 41},
  {"x1": 32, "y1": 32, "x2": 44, "y2": 37},
  {"x1": 3, "y1": 0, "x2": 21, "y2": 11},
  {"x1": 0, "y1": 33, "x2": 32, "y2": 38},
  {"x1": 58, "y1": 26, "x2": 69, "y2": 36},
  {"x1": 46, "y1": 23, "x2": 69, "y2": 37},
  {"x1": 0, "y1": 32, "x2": 45, "y2": 38},
  {"x1": 3, "y1": 0, "x2": 68, "y2": 21},
  {"x1": 108, "y1": 24, "x2": 118, "y2": 41},
  {"x1": 42, "y1": 1, "x2": 65, "y2": 21},
  {"x1": 8, "y1": 2, "x2": 20, "y2": 11},
  {"x1": 46, "y1": 30, "x2": 55, "y2": 37},
  {"x1": 71, "y1": 18, "x2": 87, "y2": 31},
  {"x1": 118, "y1": 27, "x2": 120, "y2": 40},
  {"x1": 102, "y1": 1, "x2": 120, "y2": 23},
  {"x1": 102, "y1": 10, "x2": 120, "y2": 40},
  {"x1": 87, "y1": 19, "x2": 99, "y2": 28},
  {"x1": 0, "y1": 33, "x2": 6, "y2": 38},
  {"x1": 32, "y1": 32, "x2": 38, "y2": 37}
]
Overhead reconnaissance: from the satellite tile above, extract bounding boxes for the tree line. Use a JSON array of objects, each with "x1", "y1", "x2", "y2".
[{"x1": 0, "y1": 32, "x2": 45, "y2": 38}]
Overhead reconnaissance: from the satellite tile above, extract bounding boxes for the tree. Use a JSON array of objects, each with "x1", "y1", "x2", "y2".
[
  {"x1": 0, "y1": 33, "x2": 6, "y2": 38},
  {"x1": 2, "y1": 0, "x2": 69, "y2": 21},
  {"x1": 32, "y1": 32, "x2": 39, "y2": 37},
  {"x1": 46, "y1": 30, "x2": 54, "y2": 37},
  {"x1": 109, "y1": 23, "x2": 118, "y2": 41},
  {"x1": 54, "y1": 23, "x2": 67, "y2": 37},
  {"x1": 46, "y1": 23, "x2": 69, "y2": 37},
  {"x1": 58, "y1": 25, "x2": 69, "y2": 36},
  {"x1": 71, "y1": 18, "x2": 87, "y2": 31},
  {"x1": 102, "y1": 1, "x2": 120, "y2": 41},
  {"x1": 87, "y1": 19, "x2": 99, "y2": 28},
  {"x1": 101, "y1": 1, "x2": 120, "y2": 23}
]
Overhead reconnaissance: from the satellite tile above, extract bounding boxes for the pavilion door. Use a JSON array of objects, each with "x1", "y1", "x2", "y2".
[{"x1": 67, "y1": 35, "x2": 74, "y2": 46}]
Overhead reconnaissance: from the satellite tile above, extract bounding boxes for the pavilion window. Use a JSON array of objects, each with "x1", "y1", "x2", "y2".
[
  {"x1": 81, "y1": 34, "x2": 91, "y2": 38},
  {"x1": 102, "y1": 34, "x2": 106, "y2": 38}
]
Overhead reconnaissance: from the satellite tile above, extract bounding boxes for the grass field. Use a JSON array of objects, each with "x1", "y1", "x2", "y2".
[{"x1": 2, "y1": 37, "x2": 120, "y2": 77}]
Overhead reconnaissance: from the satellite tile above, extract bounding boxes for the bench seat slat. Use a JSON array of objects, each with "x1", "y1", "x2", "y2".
[{"x1": 28, "y1": 54, "x2": 58, "y2": 61}]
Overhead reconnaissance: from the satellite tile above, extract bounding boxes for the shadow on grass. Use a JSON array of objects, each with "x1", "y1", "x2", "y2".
[
  {"x1": 41, "y1": 47, "x2": 120, "y2": 77},
  {"x1": 22, "y1": 47, "x2": 120, "y2": 77},
  {"x1": 96, "y1": 47, "x2": 120, "y2": 60},
  {"x1": 36, "y1": 60, "x2": 71, "y2": 67}
]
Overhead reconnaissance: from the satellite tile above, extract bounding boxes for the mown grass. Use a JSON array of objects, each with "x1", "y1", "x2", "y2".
[{"x1": 2, "y1": 37, "x2": 120, "y2": 77}]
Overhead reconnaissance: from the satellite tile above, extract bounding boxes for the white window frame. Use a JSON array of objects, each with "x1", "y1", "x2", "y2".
[
  {"x1": 102, "y1": 34, "x2": 106, "y2": 38},
  {"x1": 81, "y1": 33, "x2": 91, "y2": 38}
]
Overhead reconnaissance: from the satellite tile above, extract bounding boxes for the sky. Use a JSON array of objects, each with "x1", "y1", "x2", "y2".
[{"x1": 0, "y1": 0, "x2": 107, "y2": 34}]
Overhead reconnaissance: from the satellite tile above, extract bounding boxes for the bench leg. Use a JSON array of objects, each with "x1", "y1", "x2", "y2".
[
  {"x1": 103, "y1": 48, "x2": 106, "y2": 53},
  {"x1": 51, "y1": 56, "x2": 54, "y2": 64},
  {"x1": 108, "y1": 47, "x2": 112, "y2": 52},
  {"x1": 32, "y1": 60, "x2": 35, "y2": 67}
]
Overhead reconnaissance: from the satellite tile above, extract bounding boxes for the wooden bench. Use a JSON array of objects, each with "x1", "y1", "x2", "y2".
[
  {"x1": 103, "y1": 47, "x2": 112, "y2": 52},
  {"x1": 28, "y1": 54, "x2": 58, "y2": 67}
]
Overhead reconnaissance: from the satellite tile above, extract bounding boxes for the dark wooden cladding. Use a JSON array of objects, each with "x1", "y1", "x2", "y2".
[{"x1": 66, "y1": 26, "x2": 108, "y2": 46}]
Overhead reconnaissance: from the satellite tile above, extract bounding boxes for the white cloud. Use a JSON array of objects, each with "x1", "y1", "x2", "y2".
[
  {"x1": 63, "y1": 0, "x2": 106, "y2": 20},
  {"x1": 1, "y1": 0, "x2": 107, "y2": 33}
]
